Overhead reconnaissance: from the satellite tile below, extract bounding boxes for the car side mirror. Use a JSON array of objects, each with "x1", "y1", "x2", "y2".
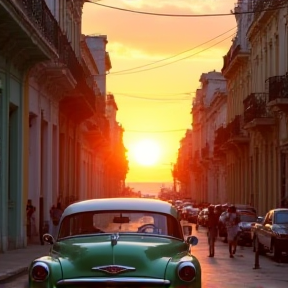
[
  {"x1": 43, "y1": 233, "x2": 55, "y2": 245},
  {"x1": 186, "y1": 235, "x2": 198, "y2": 246}
]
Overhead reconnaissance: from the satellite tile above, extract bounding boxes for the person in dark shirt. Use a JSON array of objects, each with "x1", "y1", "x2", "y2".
[
  {"x1": 207, "y1": 205, "x2": 218, "y2": 257},
  {"x1": 26, "y1": 199, "x2": 35, "y2": 238}
]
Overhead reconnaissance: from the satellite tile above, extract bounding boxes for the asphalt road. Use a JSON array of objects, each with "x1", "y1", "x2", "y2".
[{"x1": 1, "y1": 222, "x2": 288, "y2": 288}]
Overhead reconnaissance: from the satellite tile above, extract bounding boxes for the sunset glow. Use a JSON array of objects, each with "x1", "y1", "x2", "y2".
[
  {"x1": 129, "y1": 139, "x2": 161, "y2": 166},
  {"x1": 82, "y1": 0, "x2": 236, "y2": 182}
]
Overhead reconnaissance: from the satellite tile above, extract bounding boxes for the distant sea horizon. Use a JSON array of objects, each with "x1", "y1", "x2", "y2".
[{"x1": 126, "y1": 182, "x2": 173, "y2": 197}]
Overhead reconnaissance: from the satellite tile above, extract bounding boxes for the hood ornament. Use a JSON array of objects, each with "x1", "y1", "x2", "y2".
[
  {"x1": 92, "y1": 265, "x2": 136, "y2": 275},
  {"x1": 111, "y1": 233, "x2": 119, "y2": 246}
]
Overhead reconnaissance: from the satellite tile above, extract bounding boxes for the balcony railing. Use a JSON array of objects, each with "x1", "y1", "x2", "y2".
[
  {"x1": 252, "y1": 0, "x2": 286, "y2": 11},
  {"x1": 252, "y1": 0, "x2": 287, "y2": 22},
  {"x1": 266, "y1": 74, "x2": 288, "y2": 102},
  {"x1": 228, "y1": 115, "x2": 246, "y2": 138},
  {"x1": 16, "y1": 0, "x2": 96, "y2": 110},
  {"x1": 243, "y1": 93, "x2": 272, "y2": 124}
]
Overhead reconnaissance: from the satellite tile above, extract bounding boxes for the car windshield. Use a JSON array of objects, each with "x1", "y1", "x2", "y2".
[
  {"x1": 58, "y1": 210, "x2": 182, "y2": 239},
  {"x1": 275, "y1": 211, "x2": 288, "y2": 224}
]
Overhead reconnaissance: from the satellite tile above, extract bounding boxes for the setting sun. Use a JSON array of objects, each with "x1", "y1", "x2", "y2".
[{"x1": 130, "y1": 139, "x2": 161, "y2": 166}]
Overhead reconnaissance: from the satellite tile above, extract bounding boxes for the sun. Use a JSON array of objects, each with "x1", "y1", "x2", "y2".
[{"x1": 130, "y1": 139, "x2": 161, "y2": 166}]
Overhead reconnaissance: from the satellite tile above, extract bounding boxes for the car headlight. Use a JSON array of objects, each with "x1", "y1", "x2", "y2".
[
  {"x1": 31, "y1": 262, "x2": 49, "y2": 282},
  {"x1": 177, "y1": 262, "x2": 196, "y2": 282}
]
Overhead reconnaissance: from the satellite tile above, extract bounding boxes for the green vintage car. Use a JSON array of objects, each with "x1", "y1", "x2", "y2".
[{"x1": 28, "y1": 197, "x2": 201, "y2": 288}]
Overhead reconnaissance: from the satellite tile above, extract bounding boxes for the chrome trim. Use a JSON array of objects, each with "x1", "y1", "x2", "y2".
[
  {"x1": 30, "y1": 262, "x2": 50, "y2": 282},
  {"x1": 57, "y1": 277, "x2": 170, "y2": 285},
  {"x1": 177, "y1": 261, "x2": 196, "y2": 282},
  {"x1": 111, "y1": 233, "x2": 119, "y2": 246},
  {"x1": 92, "y1": 265, "x2": 136, "y2": 274}
]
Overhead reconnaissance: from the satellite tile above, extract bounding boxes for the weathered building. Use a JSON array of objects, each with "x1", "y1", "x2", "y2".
[
  {"x1": 175, "y1": 0, "x2": 288, "y2": 216},
  {"x1": 190, "y1": 71, "x2": 227, "y2": 204},
  {"x1": 0, "y1": 0, "x2": 128, "y2": 252}
]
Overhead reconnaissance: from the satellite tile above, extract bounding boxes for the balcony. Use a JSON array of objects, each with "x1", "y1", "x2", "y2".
[
  {"x1": 0, "y1": 0, "x2": 58, "y2": 70},
  {"x1": 222, "y1": 44, "x2": 249, "y2": 78},
  {"x1": 227, "y1": 115, "x2": 249, "y2": 145},
  {"x1": 252, "y1": 0, "x2": 286, "y2": 23},
  {"x1": 266, "y1": 74, "x2": 288, "y2": 113},
  {"x1": 2, "y1": 0, "x2": 101, "y2": 123},
  {"x1": 213, "y1": 126, "x2": 229, "y2": 157},
  {"x1": 243, "y1": 93, "x2": 275, "y2": 129}
]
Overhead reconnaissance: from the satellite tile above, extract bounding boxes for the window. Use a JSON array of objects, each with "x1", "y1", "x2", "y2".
[
  {"x1": 58, "y1": 210, "x2": 182, "y2": 239},
  {"x1": 275, "y1": 211, "x2": 288, "y2": 224}
]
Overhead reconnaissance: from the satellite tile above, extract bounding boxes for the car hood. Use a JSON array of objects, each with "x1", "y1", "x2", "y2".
[
  {"x1": 52, "y1": 234, "x2": 188, "y2": 279},
  {"x1": 272, "y1": 224, "x2": 288, "y2": 233}
]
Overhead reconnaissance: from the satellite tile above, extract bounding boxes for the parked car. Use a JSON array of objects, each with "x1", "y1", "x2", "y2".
[
  {"x1": 182, "y1": 207, "x2": 200, "y2": 223},
  {"x1": 234, "y1": 204, "x2": 257, "y2": 214},
  {"x1": 28, "y1": 198, "x2": 201, "y2": 288},
  {"x1": 218, "y1": 209, "x2": 257, "y2": 245},
  {"x1": 237, "y1": 211, "x2": 258, "y2": 245},
  {"x1": 252, "y1": 208, "x2": 288, "y2": 261},
  {"x1": 197, "y1": 208, "x2": 209, "y2": 227}
]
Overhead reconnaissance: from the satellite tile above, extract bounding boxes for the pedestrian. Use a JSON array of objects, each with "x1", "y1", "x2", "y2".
[
  {"x1": 30, "y1": 206, "x2": 37, "y2": 237},
  {"x1": 224, "y1": 205, "x2": 240, "y2": 258},
  {"x1": 50, "y1": 202, "x2": 63, "y2": 238},
  {"x1": 26, "y1": 199, "x2": 35, "y2": 238},
  {"x1": 206, "y1": 204, "x2": 218, "y2": 257}
]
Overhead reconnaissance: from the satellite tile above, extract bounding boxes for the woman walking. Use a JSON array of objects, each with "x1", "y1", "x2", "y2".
[{"x1": 225, "y1": 205, "x2": 240, "y2": 258}]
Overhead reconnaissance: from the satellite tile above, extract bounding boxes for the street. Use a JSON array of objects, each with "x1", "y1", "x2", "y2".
[
  {"x1": 1, "y1": 222, "x2": 288, "y2": 288},
  {"x1": 192, "y1": 223, "x2": 288, "y2": 288}
]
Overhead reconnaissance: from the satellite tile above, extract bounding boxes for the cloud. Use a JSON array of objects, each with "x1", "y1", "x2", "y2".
[{"x1": 83, "y1": 1, "x2": 236, "y2": 58}]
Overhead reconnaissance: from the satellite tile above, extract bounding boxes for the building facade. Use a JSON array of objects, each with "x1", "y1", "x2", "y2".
[
  {"x1": 0, "y1": 0, "x2": 128, "y2": 252},
  {"x1": 175, "y1": 0, "x2": 288, "y2": 216},
  {"x1": 190, "y1": 71, "x2": 227, "y2": 204}
]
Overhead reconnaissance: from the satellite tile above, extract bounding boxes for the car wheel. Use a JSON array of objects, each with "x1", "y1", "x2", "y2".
[{"x1": 271, "y1": 240, "x2": 281, "y2": 262}]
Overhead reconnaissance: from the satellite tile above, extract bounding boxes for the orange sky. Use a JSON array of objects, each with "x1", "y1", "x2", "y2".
[{"x1": 82, "y1": 0, "x2": 237, "y2": 183}]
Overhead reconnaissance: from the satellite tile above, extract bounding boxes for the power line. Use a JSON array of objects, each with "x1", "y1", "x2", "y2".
[
  {"x1": 110, "y1": 27, "x2": 236, "y2": 75},
  {"x1": 87, "y1": 1, "x2": 287, "y2": 17},
  {"x1": 114, "y1": 92, "x2": 192, "y2": 101},
  {"x1": 109, "y1": 33, "x2": 236, "y2": 75}
]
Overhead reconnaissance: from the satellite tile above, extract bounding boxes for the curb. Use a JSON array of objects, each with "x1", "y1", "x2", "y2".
[{"x1": 0, "y1": 267, "x2": 28, "y2": 283}]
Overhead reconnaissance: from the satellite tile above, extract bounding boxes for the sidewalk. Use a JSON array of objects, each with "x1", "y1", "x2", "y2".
[{"x1": 0, "y1": 244, "x2": 50, "y2": 282}]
